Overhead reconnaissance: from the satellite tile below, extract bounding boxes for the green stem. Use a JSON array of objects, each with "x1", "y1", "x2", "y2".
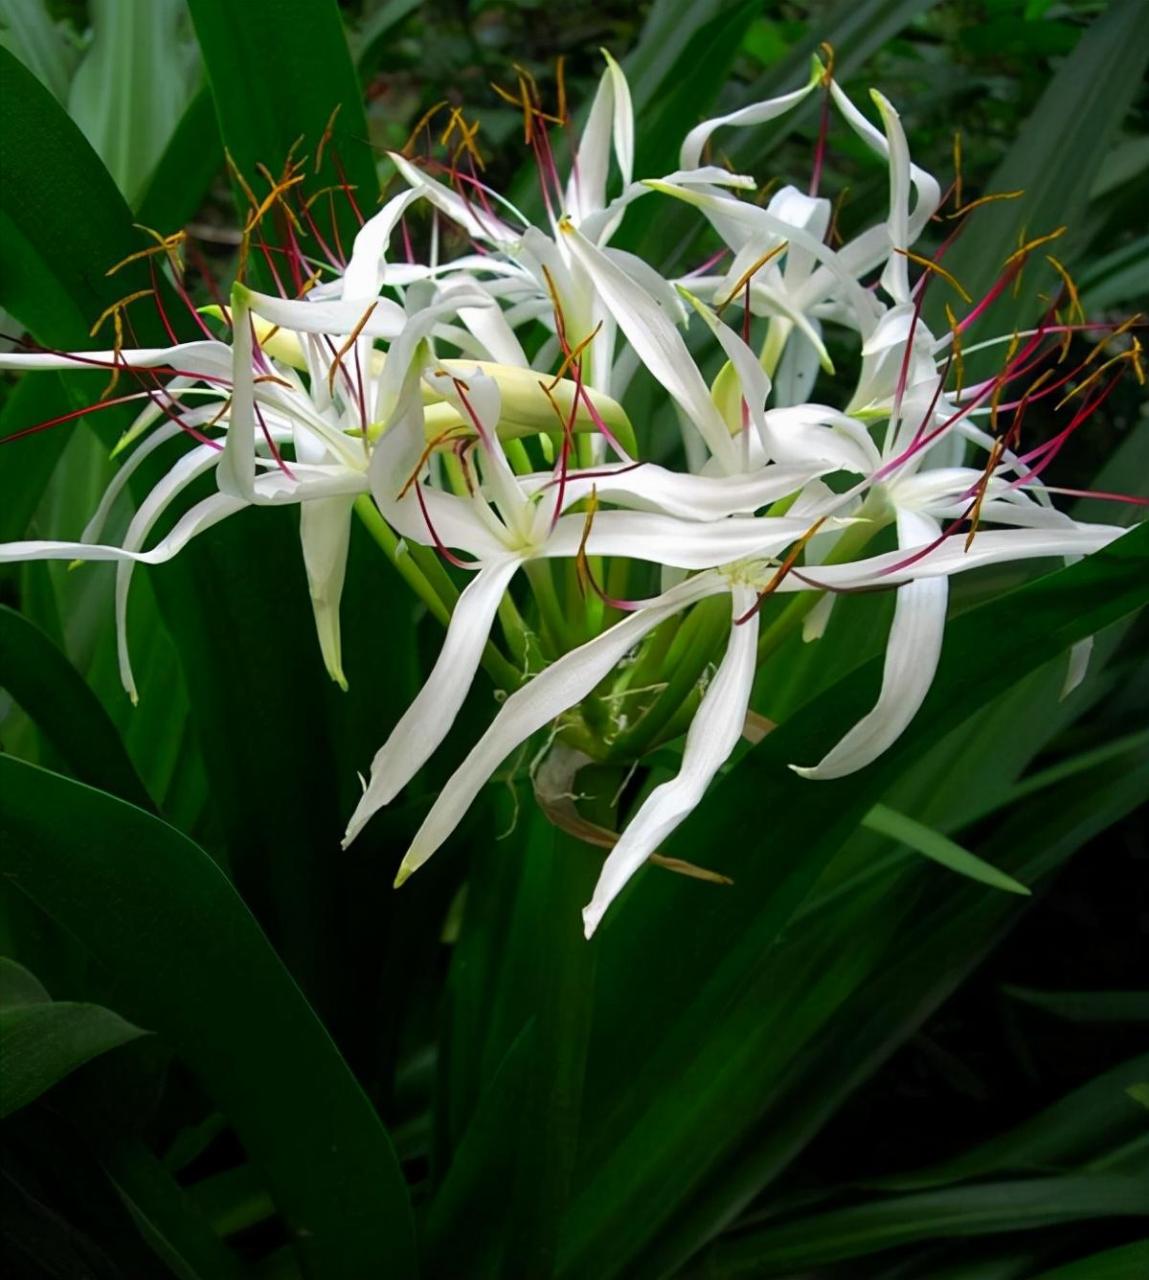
[
  {"x1": 609, "y1": 595, "x2": 728, "y2": 760},
  {"x1": 354, "y1": 495, "x2": 451, "y2": 627},
  {"x1": 354, "y1": 497, "x2": 521, "y2": 691},
  {"x1": 524, "y1": 559, "x2": 570, "y2": 654}
]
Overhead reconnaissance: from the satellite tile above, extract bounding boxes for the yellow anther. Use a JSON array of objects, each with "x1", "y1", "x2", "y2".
[
  {"x1": 893, "y1": 249, "x2": 973, "y2": 303},
  {"x1": 945, "y1": 190, "x2": 1023, "y2": 220},
  {"x1": 718, "y1": 242, "x2": 787, "y2": 312}
]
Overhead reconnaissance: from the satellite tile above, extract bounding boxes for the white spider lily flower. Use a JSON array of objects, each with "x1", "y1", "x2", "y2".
[
  {"x1": 386, "y1": 570, "x2": 765, "y2": 938},
  {"x1": 344, "y1": 365, "x2": 820, "y2": 846}
]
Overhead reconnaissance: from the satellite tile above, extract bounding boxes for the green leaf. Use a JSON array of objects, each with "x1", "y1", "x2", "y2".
[
  {"x1": 1003, "y1": 986, "x2": 1149, "y2": 1024},
  {"x1": 0, "y1": 999, "x2": 148, "y2": 1119},
  {"x1": 0, "y1": 374, "x2": 78, "y2": 544},
  {"x1": 926, "y1": 0, "x2": 1149, "y2": 336},
  {"x1": 863, "y1": 804, "x2": 1030, "y2": 896},
  {"x1": 0, "y1": 0, "x2": 78, "y2": 103},
  {"x1": 186, "y1": 0, "x2": 376, "y2": 246},
  {"x1": 687, "y1": 1175, "x2": 1149, "y2": 1276},
  {"x1": 352, "y1": 0, "x2": 421, "y2": 80},
  {"x1": 0, "y1": 47, "x2": 171, "y2": 344},
  {"x1": 0, "y1": 604, "x2": 152, "y2": 810},
  {"x1": 431, "y1": 812, "x2": 598, "y2": 1278},
  {"x1": 135, "y1": 84, "x2": 223, "y2": 229},
  {"x1": 1028, "y1": 1240, "x2": 1149, "y2": 1280},
  {"x1": 67, "y1": 0, "x2": 203, "y2": 206},
  {"x1": 0, "y1": 756, "x2": 417, "y2": 1278},
  {"x1": 0, "y1": 957, "x2": 50, "y2": 1006},
  {"x1": 561, "y1": 526, "x2": 1149, "y2": 1278},
  {"x1": 867, "y1": 1053, "x2": 1149, "y2": 1192},
  {"x1": 633, "y1": 736, "x2": 1149, "y2": 1278}
]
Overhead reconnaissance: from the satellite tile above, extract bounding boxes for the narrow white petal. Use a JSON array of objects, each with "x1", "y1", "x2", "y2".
[
  {"x1": 344, "y1": 556, "x2": 521, "y2": 846},
  {"x1": 559, "y1": 220, "x2": 736, "y2": 468},
  {"x1": 678, "y1": 70, "x2": 819, "y2": 169},
  {"x1": 115, "y1": 444, "x2": 225, "y2": 698},
  {"x1": 0, "y1": 341, "x2": 233, "y2": 378},
  {"x1": 568, "y1": 49, "x2": 633, "y2": 222},
  {"x1": 802, "y1": 592, "x2": 835, "y2": 642},
  {"x1": 82, "y1": 421, "x2": 183, "y2": 543},
  {"x1": 524, "y1": 460, "x2": 826, "y2": 521},
  {"x1": 545, "y1": 509, "x2": 811, "y2": 570},
  {"x1": 645, "y1": 180, "x2": 878, "y2": 333},
  {"x1": 368, "y1": 393, "x2": 508, "y2": 557},
  {"x1": 300, "y1": 495, "x2": 356, "y2": 689},
  {"x1": 241, "y1": 286, "x2": 407, "y2": 339},
  {"x1": 583, "y1": 586, "x2": 758, "y2": 936},
  {"x1": 782, "y1": 523, "x2": 1125, "y2": 590},
  {"x1": 343, "y1": 188, "x2": 422, "y2": 300},
  {"x1": 829, "y1": 81, "x2": 941, "y2": 241},
  {"x1": 792, "y1": 511, "x2": 947, "y2": 779},
  {"x1": 394, "y1": 573, "x2": 726, "y2": 882},
  {"x1": 871, "y1": 92, "x2": 912, "y2": 303},
  {"x1": 388, "y1": 151, "x2": 520, "y2": 245}
]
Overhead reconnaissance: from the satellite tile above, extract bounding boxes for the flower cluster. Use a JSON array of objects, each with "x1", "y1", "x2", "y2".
[{"x1": 2, "y1": 54, "x2": 1138, "y2": 937}]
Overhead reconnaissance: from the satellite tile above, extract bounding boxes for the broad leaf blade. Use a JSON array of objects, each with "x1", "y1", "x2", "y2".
[
  {"x1": 0, "y1": 1000, "x2": 147, "y2": 1119},
  {"x1": 0, "y1": 757, "x2": 417, "y2": 1278}
]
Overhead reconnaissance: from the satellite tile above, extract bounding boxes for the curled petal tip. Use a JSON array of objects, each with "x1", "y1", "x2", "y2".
[
  {"x1": 788, "y1": 762, "x2": 817, "y2": 779},
  {"x1": 393, "y1": 861, "x2": 414, "y2": 889}
]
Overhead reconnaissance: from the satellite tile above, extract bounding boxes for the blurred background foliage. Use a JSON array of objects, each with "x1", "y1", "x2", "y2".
[{"x1": 0, "y1": 1, "x2": 1146, "y2": 1278}]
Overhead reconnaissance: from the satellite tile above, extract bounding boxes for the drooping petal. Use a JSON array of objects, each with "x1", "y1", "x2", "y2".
[
  {"x1": 114, "y1": 443, "x2": 230, "y2": 699},
  {"x1": 82, "y1": 420, "x2": 185, "y2": 543},
  {"x1": 791, "y1": 510, "x2": 947, "y2": 779},
  {"x1": 582, "y1": 585, "x2": 758, "y2": 937},
  {"x1": 300, "y1": 494, "x2": 356, "y2": 690},
  {"x1": 0, "y1": 477, "x2": 246, "y2": 701},
  {"x1": 343, "y1": 555, "x2": 522, "y2": 846},
  {"x1": 391, "y1": 572, "x2": 727, "y2": 884}
]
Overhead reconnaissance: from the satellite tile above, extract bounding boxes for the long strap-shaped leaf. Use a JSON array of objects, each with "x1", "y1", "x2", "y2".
[
  {"x1": 0, "y1": 757, "x2": 417, "y2": 1279},
  {"x1": 0, "y1": 605, "x2": 153, "y2": 811},
  {"x1": 683, "y1": 1173, "x2": 1149, "y2": 1276}
]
